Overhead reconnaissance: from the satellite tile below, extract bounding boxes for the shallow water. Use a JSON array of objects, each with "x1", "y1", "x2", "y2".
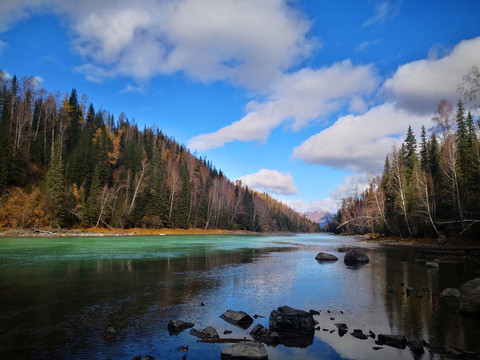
[{"x1": 0, "y1": 233, "x2": 478, "y2": 359}]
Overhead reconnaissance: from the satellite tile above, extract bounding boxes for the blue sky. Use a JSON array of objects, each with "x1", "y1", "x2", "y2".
[{"x1": 1, "y1": 0, "x2": 480, "y2": 213}]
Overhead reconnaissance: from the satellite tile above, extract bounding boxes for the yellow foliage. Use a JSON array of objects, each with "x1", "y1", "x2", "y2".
[{"x1": 0, "y1": 187, "x2": 48, "y2": 229}]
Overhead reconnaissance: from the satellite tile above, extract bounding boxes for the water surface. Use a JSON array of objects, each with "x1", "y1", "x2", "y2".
[{"x1": 0, "y1": 234, "x2": 478, "y2": 359}]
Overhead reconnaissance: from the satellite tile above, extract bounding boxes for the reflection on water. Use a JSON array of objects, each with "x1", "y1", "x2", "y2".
[{"x1": 0, "y1": 234, "x2": 478, "y2": 359}]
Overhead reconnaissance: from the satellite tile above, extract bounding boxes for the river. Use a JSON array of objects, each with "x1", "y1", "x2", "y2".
[{"x1": 0, "y1": 233, "x2": 478, "y2": 359}]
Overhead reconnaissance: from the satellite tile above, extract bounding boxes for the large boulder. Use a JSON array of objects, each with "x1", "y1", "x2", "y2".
[
  {"x1": 167, "y1": 320, "x2": 194, "y2": 335},
  {"x1": 269, "y1": 306, "x2": 315, "y2": 347},
  {"x1": 315, "y1": 252, "x2": 338, "y2": 261},
  {"x1": 221, "y1": 342, "x2": 268, "y2": 360},
  {"x1": 344, "y1": 248, "x2": 369, "y2": 265},
  {"x1": 459, "y1": 278, "x2": 480, "y2": 315},
  {"x1": 220, "y1": 310, "x2": 254, "y2": 329}
]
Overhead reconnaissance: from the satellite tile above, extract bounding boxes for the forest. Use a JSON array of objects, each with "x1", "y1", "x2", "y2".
[
  {"x1": 327, "y1": 78, "x2": 480, "y2": 239},
  {"x1": 0, "y1": 71, "x2": 319, "y2": 233}
]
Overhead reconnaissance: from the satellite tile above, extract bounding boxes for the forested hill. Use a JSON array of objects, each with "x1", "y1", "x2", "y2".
[
  {"x1": 0, "y1": 73, "x2": 319, "y2": 232},
  {"x1": 327, "y1": 98, "x2": 480, "y2": 240}
]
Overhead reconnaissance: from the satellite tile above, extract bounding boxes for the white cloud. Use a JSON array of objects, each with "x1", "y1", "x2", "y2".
[
  {"x1": 363, "y1": 1, "x2": 390, "y2": 27},
  {"x1": 292, "y1": 103, "x2": 431, "y2": 173},
  {"x1": 119, "y1": 83, "x2": 145, "y2": 94},
  {"x1": 285, "y1": 173, "x2": 371, "y2": 213},
  {"x1": 284, "y1": 198, "x2": 338, "y2": 214},
  {"x1": 383, "y1": 36, "x2": 480, "y2": 113},
  {"x1": 0, "y1": 0, "x2": 315, "y2": 90},
  {"x1": 188, "y1": 60, "x2": 379, "y2": 150},
  {"x1": 237, "y1": 169, "x2": 299, "y2": 196}
]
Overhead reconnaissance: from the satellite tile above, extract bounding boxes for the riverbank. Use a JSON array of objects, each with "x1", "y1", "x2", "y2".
[
  {"x1": 356, "y1": 233, "x2": 480, "y2": 249},
  {"x1": 0, "y1": 227, "x2": 256, "y2": 238}
]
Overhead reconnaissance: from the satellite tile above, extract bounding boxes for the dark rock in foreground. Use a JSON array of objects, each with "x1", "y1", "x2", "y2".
[
  {"x1": 459, "y1": 278, "x2": 480, "y2": 315},
  {"x1": 220, "y1": 310, "x2": 254, "y2": 328},
  {"x1": 269, "y1": 306, "x2": 315, "y2": 347},
  {"x1": 315, "y1": 252, "x2": 338, "y2": 261},
  {"x1": 168, "y1": 320, "x2": 194, "y2": 335},
  {"x1": 344, "y1": 249, "x2": 369, "y2": 265},
  {"x1": 221, "y1": 342, "x2": 268, "y2": 360},
  {"x1": 376, "y1": 334, "x2": 407, "y2": 349},
  {"x1": 249, "y1": 324, "x2": 279, "y2": 344},
  {"x1": 189, "y1": 326, "x2": 219, "y2": 339}
]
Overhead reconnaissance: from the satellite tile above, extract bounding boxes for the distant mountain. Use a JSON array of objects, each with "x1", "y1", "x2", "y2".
[{"x1": 303, "y1": 210, "x2": 334, "y2": 227}]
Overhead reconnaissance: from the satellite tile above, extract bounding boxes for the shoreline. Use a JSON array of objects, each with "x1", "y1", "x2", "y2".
[
  {"x1": 356, "y1": 234, "x2": 480, "y2": 250},
  {"x1": 0, "y1": 227, "x2": 258, "y2": 238}
]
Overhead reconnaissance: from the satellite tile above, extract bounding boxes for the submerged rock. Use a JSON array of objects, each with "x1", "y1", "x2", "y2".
[
  {"x1": 167, "y1": 320, "x2": 194, "y2": 335},
  {"x1": 220, "y1": 310, "x2": 254, "y2": 328},
  {"x1": 459, "y1": 277, "x2": 480, "y2": 315},
  {"x1": 249, "y1": 324, "x2": 279, "y2": 344},
  {"x1": 221, "y1": 342, "x2": 268, "y2": 360},
  {"x1": 315, "y1": 252, "x2": 338, "y2": 261},
  {"x1": 440, "y1": 288, "x2": 461, "y2": 298},
  {"x1": 189, "y1": 326, "x2": 219, "y2": 339},
  {"x1": 376, "y1": 334, "x2": 407, "y2": 349},
  {"x1": 344, "y1": 249, "x2": 369, "y2": 265},
  {"x1": 350, "y1": 329, "x2": 368, "y2": 340}
]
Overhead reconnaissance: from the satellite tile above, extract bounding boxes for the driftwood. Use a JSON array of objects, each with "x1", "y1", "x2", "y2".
[{"x1": 198, "y1": 338, "x2": 254, "y2": 343}]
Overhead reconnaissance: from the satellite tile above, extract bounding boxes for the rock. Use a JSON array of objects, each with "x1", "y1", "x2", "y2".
[
  {"x1": 373, "y1": 347, "x2": 383, "y2": 350},
  {"x1": 220, "y1": 310, "x2": 254, "y2": 328},
  {"x1": 426, "y1": 262, "x2": 439, "y2": 268},
  {"x1": 369, "y1": 330, "x2": 375, "y2": 339},
  {"x1": 269, "y1": 306, "x2": 315, "y2": 347},
  {"x1": 376, "y1": 334, "x2": 407, "y2": 349},
  {"x1": 176, "y1": 346, "x2": 188, "y2": 352},
  {"x1": 437, "y1": 234, "x2": 448, "y2": 245},
  {"x1": 309, "y1": 309, "x2": 320, "y2": 316},
  {"x1": 344, "y1": 249, "x2": 369, "y2": 265},
  {"x1": 221, "y1": 342, "x2": 268, "y2": 360},
  {"x1": 406, "y1": 287, "x2": 414, "y2": 296},
  {"x1": 189, "y1": 326, "x2": 219, "y2": 339},
  {"x1": 315, "y1": 252, "x2": 338, "y2": 261},
  {"x1": 168, "y1": 320, "x2": 195, "y2": 335},
  {"x1": 440, "y1": 288, "x2": 461, "y2": 298},
  {"x1": 249, "y1": 324, "x2": 279, "y2": 345},
  {"x1": 131, "y1": 356, "x2": 155, "y2": 360},
  {"x1": 407, "y1": 339, "x2": 424, "y2": 355},
  {"x1": 350, "y1": 329, "x2": 368, "y2": 340},
  {"x1": 459, "y1": 278, "x2": 480, "y2": 315},
  {"x1": 224, "y1": 330, "x2": 233, "y2": 335}
]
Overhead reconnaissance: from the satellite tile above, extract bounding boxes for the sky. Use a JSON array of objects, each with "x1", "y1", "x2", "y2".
[{"x1": 1, "y1": 0, "x2": 480, "y2": 213}]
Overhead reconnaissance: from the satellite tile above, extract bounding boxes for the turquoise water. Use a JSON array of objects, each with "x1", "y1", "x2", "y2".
[{"x1": 0, "y1": 234, "x2": 478, "y2": 359}]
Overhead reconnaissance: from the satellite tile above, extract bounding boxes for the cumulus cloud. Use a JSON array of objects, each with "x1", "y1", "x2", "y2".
[
  {"x1": 383, "y1": 36, "x2": 480, "y2": 113},
  {"x1": 237, "y1": 169, "x2": 299, "y2": 196},
  {"x1": 188, "y1": 60, "x2": 379, "y2": 150},
  {"x1": 1, "y1": 0, "x2": 315, "y2": 90},
  {"x1": 292, "y1": 103, "x2": 431, "y2": 173}
]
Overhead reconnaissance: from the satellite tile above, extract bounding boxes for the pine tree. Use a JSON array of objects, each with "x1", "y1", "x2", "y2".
[
  {"x1": 45, "y1": 138, "x2": 65, "y2": 227},
  {"x1": 420, "y1": 125, "x2": 429, "y2": 170}
]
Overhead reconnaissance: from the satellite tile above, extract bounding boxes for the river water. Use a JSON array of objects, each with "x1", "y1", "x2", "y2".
[{"x1": 0, "y1": 233, "x2": 478, "y2": 359}]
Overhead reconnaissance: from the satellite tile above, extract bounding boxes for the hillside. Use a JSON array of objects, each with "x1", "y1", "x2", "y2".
[{"x1": 0, "y1": 73, "x2": 319, "y2": 233}]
